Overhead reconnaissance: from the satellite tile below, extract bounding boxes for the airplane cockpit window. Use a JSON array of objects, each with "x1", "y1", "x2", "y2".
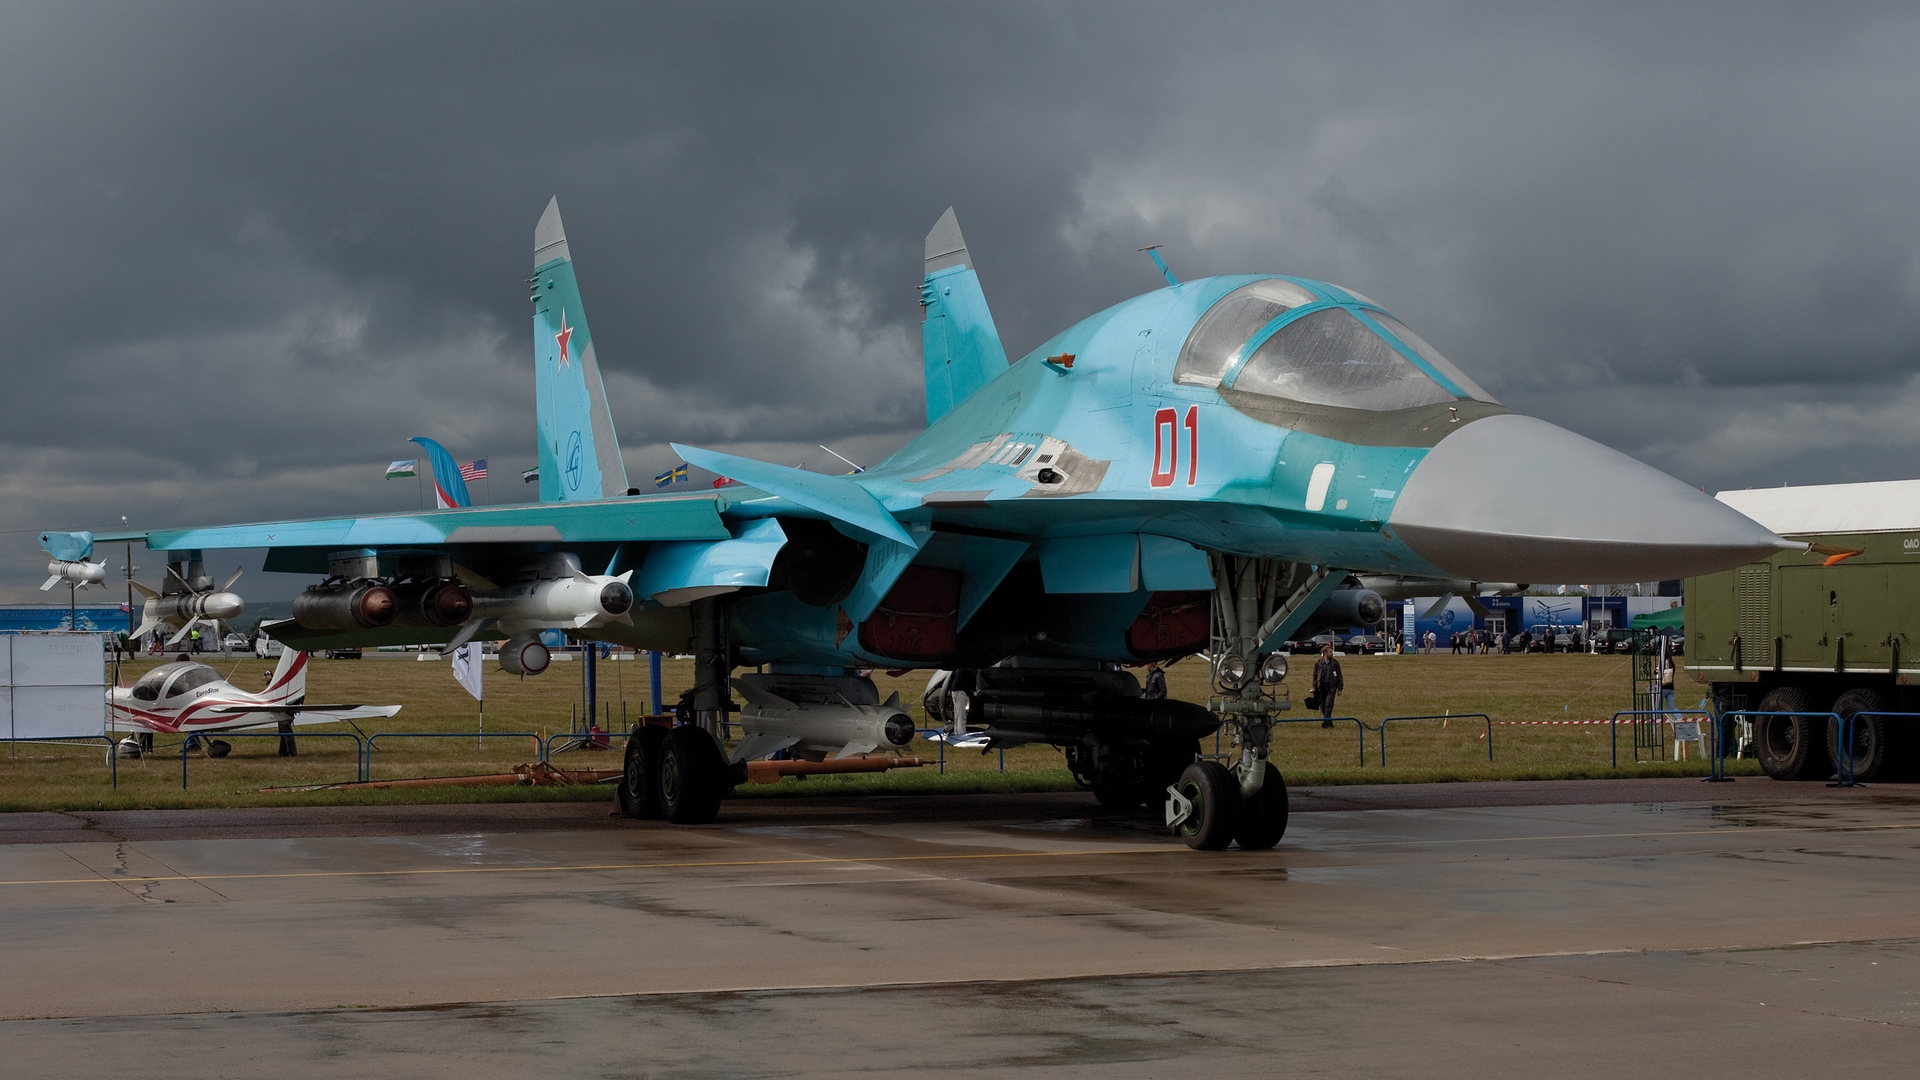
[
  {"x1": 163, "y1": 665, "x2": 220, "y2": 698},
  {"x1": 1366, "y1": 312, "x2": 1499, "y2": 404},
  {"x1": 130, "y1": 667, "x2": 173, "y2": 702},
  {"x1": 1174, "y1": 279, "x2": 1318, "y2": 387},
  {"x1": 1229, "y1": 307, "x2": 1456, "y2": 411}
]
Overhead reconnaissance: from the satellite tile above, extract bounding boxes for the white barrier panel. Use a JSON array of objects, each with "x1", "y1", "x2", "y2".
[{"x1": 3, "y1": 633, "x2": 104, "y2": 739}]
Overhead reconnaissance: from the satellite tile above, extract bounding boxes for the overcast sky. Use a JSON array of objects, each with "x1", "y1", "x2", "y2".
[{"x1": 5, "y1": 2, "x2": 1920, "y2": 601}]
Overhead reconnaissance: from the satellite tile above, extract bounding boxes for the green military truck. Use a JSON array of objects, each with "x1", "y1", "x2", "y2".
[{"x1": 1687, "y1": 482, "x2": 1920, "y2": 782}]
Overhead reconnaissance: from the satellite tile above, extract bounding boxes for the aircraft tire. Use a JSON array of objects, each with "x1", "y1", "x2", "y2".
[
  {"x1": 1829, "y1": 689, "x2": 1896, "y2": 782},
  {"x1": 620, "y1": 727, "x2": 668, "y2": 819},
  {"x1": 1754, "y1": 686, "x2": 1828, "y2": 781},
  {"x1": 1171, "y1": 760, "x2": 1239, "y2": 851},
  {"x1": 658, "y1": 726, "x2": 727, "y2": 825},
  {"x1": 207, "y1": 740, "x2": 231, "y2": 759},
  {"x1": 1233, "y1": 763, "x2": 1289, "y2": 850}
]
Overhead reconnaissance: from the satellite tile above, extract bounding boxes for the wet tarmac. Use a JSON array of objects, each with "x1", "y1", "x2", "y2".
[{"x1": 4, "y1": 779, "x2": 1919, "y2": 1077}]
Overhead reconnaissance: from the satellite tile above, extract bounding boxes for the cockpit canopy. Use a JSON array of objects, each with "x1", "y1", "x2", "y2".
[
  {"x1": 129, "y1": 662, "x2": 221, "y2": 702},
  {"x1": 1174, "y1": 277, "x2": 1496, "y2": 410}
]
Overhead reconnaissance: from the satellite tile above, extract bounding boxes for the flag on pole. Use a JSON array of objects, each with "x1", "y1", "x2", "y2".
[
  {"x1": 654, "y1": 463, "x2": 688, "y2": 488},
  {"x1": 451, "y1": 642, "x2": 483, "y2": 701},
  {"x1": 459, "y1": 459, "x2": 488, "y2": 482},
  {"x1": 712, "y1": 475, "x2": 734, "y2": 488},
  {"x1": 385, "y1": 460, "x2": 417, "y2": 479},
  {"x1": 521, "y1": 467, "x2": 539, "y2": 483}
]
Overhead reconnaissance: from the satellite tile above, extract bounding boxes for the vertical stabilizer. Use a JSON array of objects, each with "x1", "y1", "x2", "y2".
[
  {"x1": 532, "y1": 198, "x2": 631, "y2": 502},
  {"x1": 921, "y1": 208, "x2": 1009, "y2": 424},
  {"x1": 265, "y1": 649, "x2": 308, "y2": 703}
]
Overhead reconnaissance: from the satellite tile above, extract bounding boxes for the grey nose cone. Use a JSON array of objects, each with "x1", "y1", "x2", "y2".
[{"x1": 1388, "y1": 414, "x2": 1786, "y2": 583}]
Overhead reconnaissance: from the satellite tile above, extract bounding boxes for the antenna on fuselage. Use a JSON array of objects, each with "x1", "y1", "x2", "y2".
[{"x1": 1138, "y1": 245, "x2": 1179, "y2": 287}]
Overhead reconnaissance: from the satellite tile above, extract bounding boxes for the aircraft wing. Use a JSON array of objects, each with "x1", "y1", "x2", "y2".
[
  {"x1": 202, "y1": 704, "x2": 401, "y2": 718},
  {"x1": 88, "y1": 491, "x2": 734, "y2": 574}
]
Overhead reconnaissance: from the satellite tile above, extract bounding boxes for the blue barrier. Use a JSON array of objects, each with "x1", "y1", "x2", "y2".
[
  {"x1": 1271, "y1": 715, "x2": 1365, "y2": 765},
  {"x1": 1377, "y1": 714, "x2": 1493, "y2": 767},
  {"x1": 5, "y1": 736, "x2": 120, "y2": 789},
  {"x1": 1609, "y1": 710, "x2": 1715, "y2": 770},
  {"x1": 176, "y1": 730, "x2": 366, "y2": 790},
  {"x1": 364, "y1": 731, "x2": 544, "y2": 783}
]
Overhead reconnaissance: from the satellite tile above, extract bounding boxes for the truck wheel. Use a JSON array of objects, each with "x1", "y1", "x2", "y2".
[
  {"x1": 1830, "y1": 689, "x2": 1895, "y2": 782},
  {"x1": 1754, "y1": 686, "x2": 1829, "y2": 781}
]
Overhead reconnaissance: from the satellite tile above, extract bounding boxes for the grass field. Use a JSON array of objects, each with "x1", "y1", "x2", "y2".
[{"x1": 0, "y1": 649, "x2": 1750, "y2": 813}]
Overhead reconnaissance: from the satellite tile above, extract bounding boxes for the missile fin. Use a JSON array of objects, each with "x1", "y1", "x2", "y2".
[
  {"x1": 733, "y1": 681, "x2": 797, "y2": 710},
  {"x1": 440, "y1": 618, "x2": 489, "y2": 654},
  {"x1": 728, "y1": 733, "x2": 800, "y2": 765},
  {"x1": 131, "y1": 581, "x2": 158, "y2": 600},
  {"x1": 450, "y1": 562, "x2": 497, "y2": 592},
  {"x1": 40, "y1": 576, "x2": 59, "y2": 591},
  {"x1": 881, "y1": 691, "x2": 903, "y2": 710},
  {"x1": 832, "y1": 740, "x2": 879, "y2": 759}
]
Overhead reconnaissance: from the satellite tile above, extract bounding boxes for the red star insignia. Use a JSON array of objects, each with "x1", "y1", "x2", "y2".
[{"x1": 555, "y1": 310, "x2": 574, "y2": 370}]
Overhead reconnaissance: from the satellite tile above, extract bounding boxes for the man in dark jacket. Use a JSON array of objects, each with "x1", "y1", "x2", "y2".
[
  {"x1": 1313, "y1": 643, "x2": 1344, "y2": 727},
  {"x1": 1142, "y1": 663, "x2": 1167, "y2": 700}
]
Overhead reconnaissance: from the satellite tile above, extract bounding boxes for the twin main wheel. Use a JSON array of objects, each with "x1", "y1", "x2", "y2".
[
  {"x1": 620, "y1": 725, "x2": 730, "y2": 824},
  {"x1": 1169, "y1": 760, "x2": 1290, "y2": 851}
]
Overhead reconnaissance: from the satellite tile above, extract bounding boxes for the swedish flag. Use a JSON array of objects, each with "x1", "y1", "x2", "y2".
[{"x1": 654, "y1": 463, "x2": 688, "y2": 488}]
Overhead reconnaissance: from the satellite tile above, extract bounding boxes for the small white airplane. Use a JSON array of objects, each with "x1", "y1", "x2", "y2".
[{"x1": 110, "y1": 649, "x2": 400, "y2": 757}]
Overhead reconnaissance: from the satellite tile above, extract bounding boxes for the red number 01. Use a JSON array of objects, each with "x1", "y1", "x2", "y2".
[{"x1": 1151, "y1": 406, "x2": 1199, "y2": 488}]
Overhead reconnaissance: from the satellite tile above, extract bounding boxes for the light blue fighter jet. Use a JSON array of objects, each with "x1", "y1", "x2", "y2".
[{"x1": 41, "y1": 200, "x2": 1789, "y2": 849}]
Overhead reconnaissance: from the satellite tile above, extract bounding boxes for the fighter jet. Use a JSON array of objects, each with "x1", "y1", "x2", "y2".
[
  {"x1": 42, "y1": 199, "x2": 1791, "y2": 847},
  {"x1": 108, "y1": 647, "x2": 400, "y2": 757}
]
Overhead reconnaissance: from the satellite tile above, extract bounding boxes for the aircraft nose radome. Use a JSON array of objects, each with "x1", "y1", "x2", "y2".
[{"x1": 1388, "y1": 414, "x2": 1786, "y2": 584}]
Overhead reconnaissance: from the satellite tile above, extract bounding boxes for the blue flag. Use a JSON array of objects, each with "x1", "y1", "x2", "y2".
[{"x1": 654, "y1": 464, "x2": 688, "y2": 488}]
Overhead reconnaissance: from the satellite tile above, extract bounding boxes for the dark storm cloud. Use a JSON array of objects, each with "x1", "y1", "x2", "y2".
[{"x1": 5, "y1": 2, "x2": 1920, "y2": 598}]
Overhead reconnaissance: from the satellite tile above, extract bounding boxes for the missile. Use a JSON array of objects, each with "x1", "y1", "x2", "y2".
[
  {"x1": 41, "y1": 560, "x2": 107, "y2": 591},
  {"x1": 441, "y1": 568, "x2": 635, "y2": 663},
  {"x1": 729, "y1": 674, "x2": 916, "y2": 762},
  {"x1": 469, "y1": 570, "x2": 634, "y2": 634},
  {"x1": 131, "y1": 573, "x2": 245, "y2": 644}
]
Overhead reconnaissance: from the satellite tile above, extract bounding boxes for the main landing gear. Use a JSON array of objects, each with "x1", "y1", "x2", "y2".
[
  {"x1": 618, "y1": 722, "x2": 733, "y2": 824},
  {"x1": 1164, "y1": 556, "x2": 1333, "y2": 850}
]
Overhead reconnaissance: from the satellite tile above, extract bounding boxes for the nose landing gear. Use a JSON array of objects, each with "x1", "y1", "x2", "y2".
[{"x1": 1165, "y1": 556, "x2": 1342, "y2": 851}]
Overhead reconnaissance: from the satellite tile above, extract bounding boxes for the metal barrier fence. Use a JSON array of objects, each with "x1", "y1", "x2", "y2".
[
  {"x1": 5, "y1": 736, "x2": 121, "y2": 788},
  {"x1": 177, "y1": 730, "x2": 366, "y2": 789},
  {"x1": 1377, "y1": 714, "x2": 1493, "y2": 767},
  {"x1": 1608, "y1": 710, "x2": 1717, "y2": 771},
  {"x1": 363, "y1": 731, "x2": 545, "y2": 783}
]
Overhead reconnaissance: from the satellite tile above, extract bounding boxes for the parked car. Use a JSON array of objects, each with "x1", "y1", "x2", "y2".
[
  {"x1": 323, "y1": 647, "x2": 363, "y2": 660},
  {"x1": 222, "y1": 633, "x2": 247, "y2": 651},
  {"x1": 1293, "y1": 632, "x2": 1346, "y2": 654},
  {"x1": 1345, "y1": 633, "x2": 1390, "y2": 654},
  {"x1": 1590, "y1": 627, "x2": 1632, "y2": 653}
]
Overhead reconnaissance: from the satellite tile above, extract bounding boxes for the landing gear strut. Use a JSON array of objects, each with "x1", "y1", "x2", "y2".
[{"x1": 1165, "y1": 556, "x2": 1339, "y2": 850}]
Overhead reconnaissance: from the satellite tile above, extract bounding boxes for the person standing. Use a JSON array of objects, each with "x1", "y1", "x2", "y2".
[
  {"x1": 1313, "y1": 643, "x2": 1344, "y2": 727},
  {"x1": 1142, "y1": 662, "x2": 1167, "y2": 700}
]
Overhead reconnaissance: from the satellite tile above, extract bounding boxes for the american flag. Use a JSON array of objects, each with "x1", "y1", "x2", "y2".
[{"x1": 459, "y1": 459, "x2": 488, "y2": 482}]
